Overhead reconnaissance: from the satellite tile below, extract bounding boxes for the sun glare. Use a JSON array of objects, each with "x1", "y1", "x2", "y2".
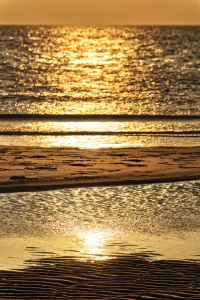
[
  {"x1": 84, "y1": 233, "x2": 101, "y2": 247},
  {"x1": 72, "y1": 52, "x2": 111, "y2": 66},
  {"x1": 80, "y1": 231, "x2": 109, "y2": 260}
]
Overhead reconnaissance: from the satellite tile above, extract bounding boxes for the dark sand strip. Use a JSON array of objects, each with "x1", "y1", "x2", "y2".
[
  {"x1": 0, "y1": 146, "x2": 200, "y2": 193},
  {"x1": 1, "y1": 130, "x2": 200, "y2": 135},
  {"x1": 0, "y1": 253, "x2": 200, "y2": 299}
]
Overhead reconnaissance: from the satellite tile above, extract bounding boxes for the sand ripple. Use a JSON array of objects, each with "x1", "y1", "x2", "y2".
[{"x1": 0, "y1": 253, "x2": 200, "y2": 299}]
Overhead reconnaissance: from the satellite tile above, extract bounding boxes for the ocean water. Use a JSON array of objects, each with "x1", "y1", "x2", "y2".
[{"x1": 0, "y1": 25, "x2": 200, "y2": 148}]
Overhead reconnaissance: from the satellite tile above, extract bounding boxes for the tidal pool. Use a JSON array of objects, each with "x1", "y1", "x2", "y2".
[{"x1": 0, "y1": 180, "x2": 200, "y2": 270}]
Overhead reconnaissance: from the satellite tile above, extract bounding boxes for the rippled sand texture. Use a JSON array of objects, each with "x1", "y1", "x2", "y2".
[
  {"x1": 0, "y1": 146, "x2": 200, "y2": 192},
  {"x1": 0, "y1": 254, "x2": 200, "y2": 299},
  {"x1": 0, "y1": 26, "x2": 200, "y2": 116}
]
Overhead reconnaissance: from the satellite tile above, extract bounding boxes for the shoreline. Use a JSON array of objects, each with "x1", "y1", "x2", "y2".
[
  {"x1": 1, "y1": 175, "x2": 200, "y2": 194},
  {"x1": 0, "y1": 145, "x2": 200, "y2": 193}
]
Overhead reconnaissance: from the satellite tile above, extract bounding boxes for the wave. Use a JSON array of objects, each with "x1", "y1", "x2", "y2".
[
  {"x1": 1, "y1": 131, "x2": 200, "y2": 136},
  {"x1": 1, "y1": 114, "x2": 200, "y2": 121}
]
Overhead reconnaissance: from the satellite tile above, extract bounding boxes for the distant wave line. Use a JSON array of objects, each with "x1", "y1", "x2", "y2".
[
  {"x1": 1, "y1": 114, "x2": 200, "y2": 122},
  {"x1": 1, "y1": 131, "x2": 200, "y2": 136}
]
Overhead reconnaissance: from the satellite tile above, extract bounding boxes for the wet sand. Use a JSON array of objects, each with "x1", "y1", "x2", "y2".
[
  {"x1": 0, "y1": 253, "x2": 200, "y2": 299},
  {"x1": 0, "y1": 146, "x2": 200, "y2": 193}
]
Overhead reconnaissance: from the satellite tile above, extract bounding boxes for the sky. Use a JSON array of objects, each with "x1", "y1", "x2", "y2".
[{"x1": 0, "y1": 0, "x2": 200, "y2": 25}]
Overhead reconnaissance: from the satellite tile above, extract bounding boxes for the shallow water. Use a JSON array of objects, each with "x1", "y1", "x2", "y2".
[
  {"x1": 1, "y1": 133, "x2": 200, "y2": 148},
  {"x1": 0, "y1": 180, "x2": 200, "y2": 270},
  {"x1": 0, "y1": 120, "x2": 200, "y2": 148},
  {"x1": 1, "y1": 120, "x2": 200, "y2": 133}
]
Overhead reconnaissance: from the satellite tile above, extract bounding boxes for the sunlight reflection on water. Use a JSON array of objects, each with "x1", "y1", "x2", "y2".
[
  {"x1": 0, "y1": 134, "x2": 200, "y2": 148},
  {"x1": 1, "y1": 120, "x2": 200, "y2": 133},
  {"x1": 0, "y1": 120, "x2": 200, "y2": 148},
  {"x1": 0, "y1": 180, "x2": 200, "y2": 270},
  {"x1": 1, "y1": 26, "x2": 200, "y2": 116}
]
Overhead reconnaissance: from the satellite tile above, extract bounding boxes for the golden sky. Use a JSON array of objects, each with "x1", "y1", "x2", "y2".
[{"x1": 0, "y1": 0, "x2": 199, "y2": 25}]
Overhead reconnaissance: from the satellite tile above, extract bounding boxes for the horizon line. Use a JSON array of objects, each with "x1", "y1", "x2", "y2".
[{"x1": 0, "y1": 23, "x2": 200, "y2": 26}]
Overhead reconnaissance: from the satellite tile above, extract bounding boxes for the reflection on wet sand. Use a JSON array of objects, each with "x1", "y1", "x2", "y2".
[
  {"x1": 0, "y1": 252, "x2": 200, "y2": 299},
  {"x1": 1, "y1": 230, "x2": 200, "y2": 271}
]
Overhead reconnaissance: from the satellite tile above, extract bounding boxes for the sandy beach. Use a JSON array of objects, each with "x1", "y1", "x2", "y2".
[{"x1": 0, "y1": 146, "x2": 200, "y2": 193}]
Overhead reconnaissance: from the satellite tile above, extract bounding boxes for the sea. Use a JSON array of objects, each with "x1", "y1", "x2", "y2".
[
  {"x1": 0, "y1": 26, "x2": 200, "y2": 299},
  {"x1": 0, "y1": 25, "x2": 200, "y2": 148}
]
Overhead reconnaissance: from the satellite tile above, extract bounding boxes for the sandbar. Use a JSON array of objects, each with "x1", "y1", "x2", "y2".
[{"x1": 0, "y1": 146, "x2": 200, "y2": 193}]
